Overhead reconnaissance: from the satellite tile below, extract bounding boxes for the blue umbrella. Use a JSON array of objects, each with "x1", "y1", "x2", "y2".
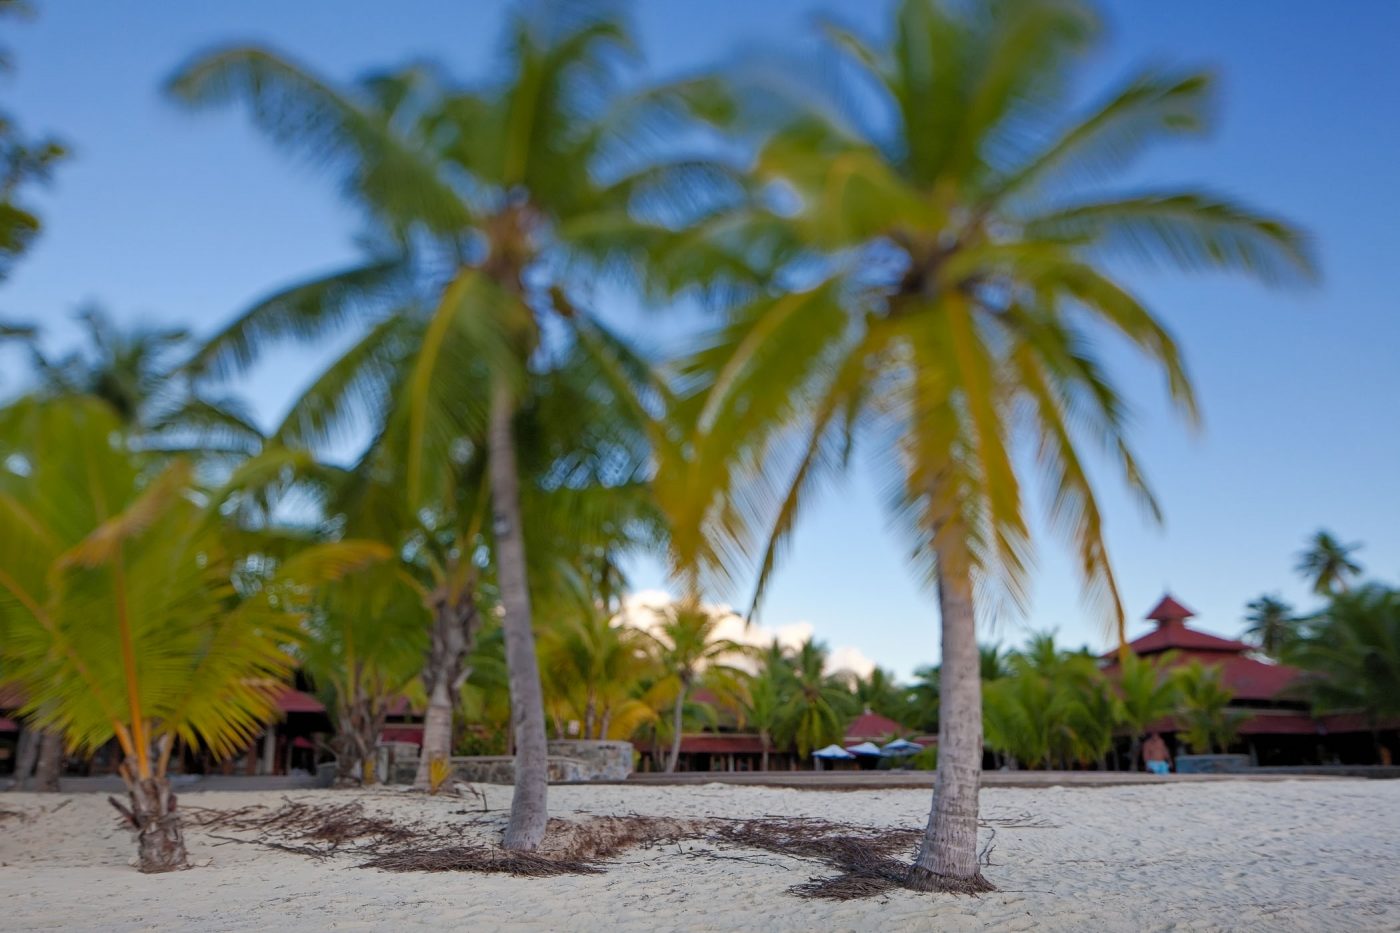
[
  {"x1": 812, "y1": 744, "x2": 856, "y2": 760},
  {"x1": 881, "y1": 738, "x2": 924, "y2": 757},
  {"x1": 845, "y1": 741, "x2": 884, "y2": 757}
]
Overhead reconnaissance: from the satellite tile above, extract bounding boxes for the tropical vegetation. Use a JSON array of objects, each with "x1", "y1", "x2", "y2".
[{"x1": 0, "y1": 0, "x2": 1348, "y2": 896}]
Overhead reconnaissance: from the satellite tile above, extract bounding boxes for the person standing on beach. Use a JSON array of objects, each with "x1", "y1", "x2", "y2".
[{"x1": 1143, "y1": 734, "x2": 1173, "y2": 775}]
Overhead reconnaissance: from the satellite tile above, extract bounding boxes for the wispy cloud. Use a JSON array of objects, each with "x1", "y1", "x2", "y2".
[{"x1": 617, "y1": 589, "x2": 877, "y2": 679}]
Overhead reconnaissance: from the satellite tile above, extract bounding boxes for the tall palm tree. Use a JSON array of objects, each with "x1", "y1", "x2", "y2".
[
  {"x1": 1289, "y1": 585, "x2": 1400, "y2": 763},
  {"x1": 646, "y1": 602, "x2": 748, "y2": 772},
  {"x1": 0, "y1": 0, "x2": 66, "y2": 281},
  {"x1": 738, "y1": 642, "x2": 791, "y2": 771},
  {"x1": 906, "y1": 664, "x2": 941, "y2": 733},
  {"x1": 1242, "y1": 594, "x2": 1297, "y2": 658},
  {"x1": 1296, "y1": 531, "x2": 1363, "y2": 596},
  {"x1": 777, "y1": 638, "x2": 858, "y2": 758},
  {"x1": 677, "y1": 0, "x2": 1311, "y2": 889},
  {"x1": 1111, "y1": 651, "x2": 1180, "y2": 770},
  {"x1": 18, "y1": 308, "x2": 264, "y2": 457},
  {"x1": 1174, "y1": 661, "x2": 1242, "y2": 754},
  {"x1": 853, "y1": 665, "x2": 907, "y2": 722},
  {"x1": 0, "y1": 397, "x2": 384, "y2": 871},
  {"x1": 169, "y1": 7, "x2": 733, "y2": 849}
]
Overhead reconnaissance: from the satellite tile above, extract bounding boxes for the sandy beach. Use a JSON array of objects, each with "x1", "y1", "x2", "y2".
[{"x1": 2, "y1": 780, "x2": 1397, "y2": 931}]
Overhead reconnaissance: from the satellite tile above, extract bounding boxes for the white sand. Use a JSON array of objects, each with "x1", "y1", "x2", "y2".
[{"x1": 1, "y1": 780, "x2": 1397, "y2": 931}]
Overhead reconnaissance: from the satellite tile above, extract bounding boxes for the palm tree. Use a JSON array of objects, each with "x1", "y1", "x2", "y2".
[
  {"x1": 646, "y1": 602, "x2": 748, "y2": 772},
  {"x1": 906, "y1": 664, "x2": 941, "y2": 733},
  {"x1": 676, "y1": 0, "x2": 1310, "y2": 889},
  {"x1": 1111, "y1": 651, "x2": 1180, "y2": 770},
  {"x1": 1296, "y1": 531, "x2": 1363, "y2": 596},
  {"x1": 302, "y1": 557, "x2": 427, "y2": 785},
  {"x1": 18, "y1": 308, "x2": 264, "y2": 457},
  {"x1": 776, "y1": 639, "x2": 858, "y2": 758},
  {"x1": 1288, "y1": 586, "x2": 1400, "y2": 763},
  {"x1": 169, "y1": 7, "x2": 732, "y2": 848},
  {"x1": 0, "y1": 397, "x2": 384, "y2": 871},
  {"x1": 0, "y1": 0, "x2": 66, "y2": 280},
  {"x1": 1243, "y1": 594, "x2": 1297, "y2": 658},
  {"x1": 738, "y1": 643, "x2": 790, "y2": 771},
  {"x1": 853, "y1": 666, "x2": 907, "y2": 722},
  {"x1": 1174, "y1": 661, "x2": 1242, "y2": 754}
]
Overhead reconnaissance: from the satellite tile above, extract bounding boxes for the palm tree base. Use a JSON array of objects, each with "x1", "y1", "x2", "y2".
[
  {"x1": 110, "y1": 777, "x2": 190, "y2": 873},
  {"x1": 904, "y1": 864, "x2": 995, "y2": 894}
]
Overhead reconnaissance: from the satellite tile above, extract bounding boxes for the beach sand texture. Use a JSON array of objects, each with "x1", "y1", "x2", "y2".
[{"x1": 1, "y1": 780, "x2": 1396, "y2": 931}]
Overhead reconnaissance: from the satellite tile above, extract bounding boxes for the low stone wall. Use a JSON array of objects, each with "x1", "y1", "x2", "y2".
[
  {"x1": 385, "y1": 741, "x2": 634, "y2": 785},
  {"x1": 1176, "y1": 753, "x2": 1253, "y2": 774},
  {"x1": 546, "y1": 740, "x2": 633, "y2": 781}
]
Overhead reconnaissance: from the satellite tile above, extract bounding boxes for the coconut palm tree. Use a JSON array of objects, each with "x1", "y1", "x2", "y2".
[
  {"x1": 776, "y1": 638, "x2": 858, "y2": 758},
  {"x1": 853, "y1": 665, "x2": 908, "y2": 723},
  {"x1": 1111, "y1": 651, "x2": 1180, "y2": 771},
  {"x1": 646, "y1": 602, "x2": 748, "y2": 772},
  {"x1": 16, "y1": 308, "x2": 265, "y2": 457},
  {"x1": 168, "y1": 7, "x2": 733, "y2": 848},
  {"x1": 0, "y1": 0, "x2": 66, "y2": 281},
  {"x1": 1288, "y1": 586, "x2": 1400, "y2": 764},
  {"x1": 676, "y1": 0, "x2": 1311, "y2": 889},
  {"x1": 1174, "y1": 661, "x2": 1242, "y2": 755},
  {"x1": 0, "y1": 396, "x2": 384, "y2": 871},
  {"x1": 1296, "y1": 531, "x2": 1363, "y2": 596},
  {"x1": 738, "y1": 643, "x2": 790, "y2": 771},
  {"x1": 302, "y1": 557, "x2": 428, "y2": 785},
  {"x1": 1242, "y1": 594, "x2": 1297, "y2": 658},
  {"x1": 906, "y1": 664, "x2": 941, "y2": 733}
]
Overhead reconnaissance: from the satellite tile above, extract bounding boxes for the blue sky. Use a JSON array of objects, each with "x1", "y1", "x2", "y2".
[{"x1": 3, "y1": 1, "x2": 1397, "y2": 678}]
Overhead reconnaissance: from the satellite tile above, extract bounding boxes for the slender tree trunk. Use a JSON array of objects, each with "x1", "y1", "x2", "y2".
[
  {"x1": 490, "y1": 383, "x2": 550, "y2": 851},
  {"x1": 598, "y1": 708, "x2": 612, "y2": 741},
  {"x1": 110, "y1": 770, "x2": 188, "y2": 873},
  {"x1": 334, "y1": 693, "x2": 381, "y2": 786},
  {"x1": 584, "y1": 696, "x2": 596, "y2": 742},
  {"x1": 909, "y1": 559, "x2": 993, "y2": 893},
  {"x1": 33, "y1": 730, "x2": 63, "y2": 792},
  {"x1": 666, "y1": 685, "x2": 688, "y2": 773},
  {"x1": 1129, "y1": 735, "x2": 1143, "y2": 772},
  {"x1": 9, "y1": 726, "x2": 39, "y2": 790},
  {"x1": 413, "y1": 595, "x2": 478, "y2": 790},
  {"x1": 761, "y1": 734, "x2": 770, "y2": 773}
]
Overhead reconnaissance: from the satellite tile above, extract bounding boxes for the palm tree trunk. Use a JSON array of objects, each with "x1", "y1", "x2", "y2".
[
  {"x1": 490, "y1": 383, "x2": 550, "y2": 851},
  {"x1": 666, "y1": 686, "x2": 687, "y2": 773},
  {"x1": 9, "y1": 726, "x2": 39, "y2": 790},
  {"x1": 334, "y1": 691, "x2": 381, "y2": 786},
  {"x1": 761, "y1": 734, "x2": 770, "y2": 773},
  {"x1": 110, "y1": 770, "x2": 188, "y2": 873},
  {"x1": 909, "y1": 559, "x2": 993, "y2": 893},
  {"x1": 413, "y1": 598, "x2": 478, "y2": 790},
  {"x1": 33, "y1": 729, "x2": 63, "y2": 792},
  {"x1": 1129, "y1": 734, "x2": 1143, "y2": 772}
]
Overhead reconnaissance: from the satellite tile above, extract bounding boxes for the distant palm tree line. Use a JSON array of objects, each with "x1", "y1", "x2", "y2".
[{"x1": 0, "y1": 0, "x2": 1321, "y2": 889}]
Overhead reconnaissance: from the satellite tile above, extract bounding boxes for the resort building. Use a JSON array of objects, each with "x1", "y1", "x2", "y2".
[{"x1": 1106, "y1": 594, "x2": 1396, "y2": 765}]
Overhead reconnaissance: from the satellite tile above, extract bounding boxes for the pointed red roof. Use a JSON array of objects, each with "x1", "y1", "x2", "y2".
[
  {"x1": 1146, "y1": 594, "x2": 1196, "y2": 624},
  {"x1": 845, "y1": 710, "x2": 909, "y2": 741}
]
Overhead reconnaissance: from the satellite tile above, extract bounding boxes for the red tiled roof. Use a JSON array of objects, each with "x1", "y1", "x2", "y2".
[
  {"x1": 1117, "y1": 624, "x2": 1252, "y2": 656},
  {"x1": 379, "y1": 725, "x2": 425, "y2": 745},
  {"x1": 845, "y1": 711, "x2": 909, "y2": 740},
  {"x1": 272, "y1": 686, "x2": 326, "y2": 715},
  {"x1": 1146, "y1": 594, "x2": 1196, "y2": 622},
  {"x1": 1105, "y1": 650, "x2": 1299, "y2": 701},
  {"x1": 0, "y1": 717, "x2": 17, "y2": 732},
  {"x1": 0, "y1": 683, "x2": 23, "y2": 709},
  {"x1": 678, "y1": 734, "x2": 770, "y2": 754}
]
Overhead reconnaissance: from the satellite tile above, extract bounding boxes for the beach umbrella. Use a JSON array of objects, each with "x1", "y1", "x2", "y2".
[
  {"x1": 812, "y1": 744, "x2": 856, "y2": 760},
  {"x1": 845, "y1": 741, "x2": 884, "y2": 757},
  {"x1": 881, "y1": 738, "x2": 923, "y2": 757}
]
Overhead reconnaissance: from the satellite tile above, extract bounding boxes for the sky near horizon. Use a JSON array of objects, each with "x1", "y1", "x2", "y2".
[{"x1": 3, "y1": 2, "x2": 1397, "y2": 679}]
